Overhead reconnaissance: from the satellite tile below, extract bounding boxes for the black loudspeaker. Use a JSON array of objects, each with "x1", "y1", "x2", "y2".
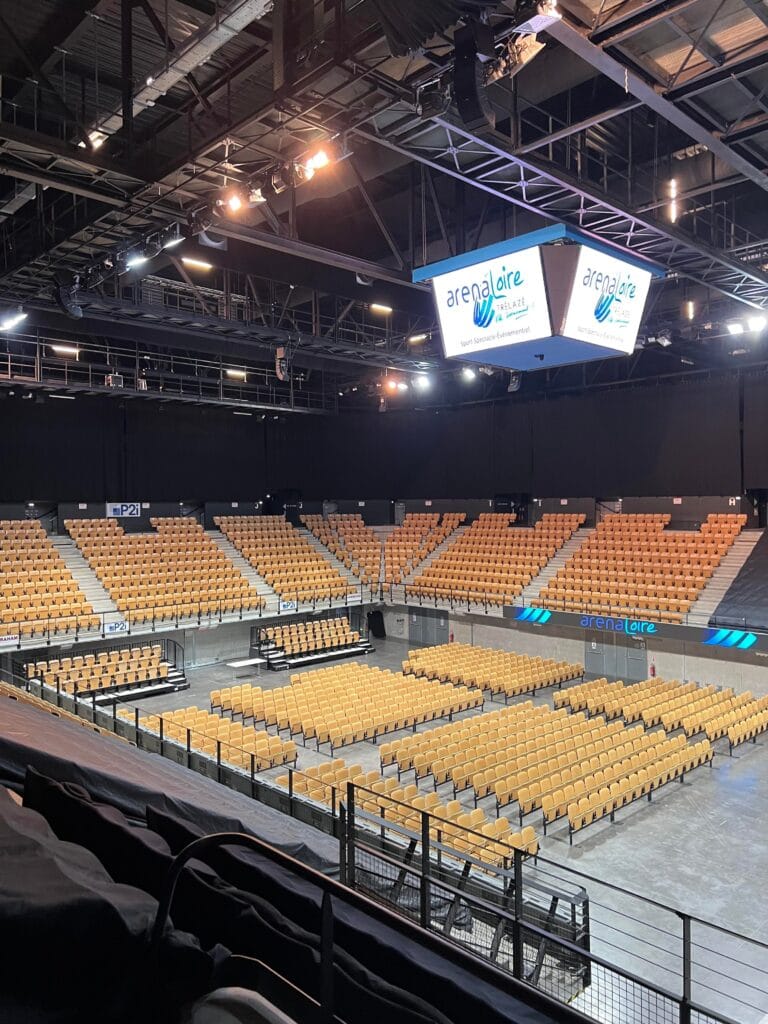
[
  {"x1": 453, "y1": 23, "x2": 496, "y2": 130},
  {"x1": 367, "y1": 609, "x2": 386, "y2": 639}
]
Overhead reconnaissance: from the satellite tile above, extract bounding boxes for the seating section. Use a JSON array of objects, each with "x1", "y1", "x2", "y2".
[
  {"x1": 410, "y1": 513, "x2": 584, "y2": 606},
  {"x1": 66, "y1": 517, "x2": 262, "y2": 622},
  {"x1": 535, "y1": 513, "x2": 747, "y2": 623},
  {"x1": 211, "y1": 662, "x2": 483, "y2": 752},
  {"x1": 124, "y1": 705, "x2": 297, "y2": 770},
  {"x1": 0, "y1": 520, "x2": 98, "y2": 637},
  {"x1": 556, "y1": 675, "x2": 768, "y2": 741},
  {"x1": 215, "y1": 515, "x2": 355, "y2": 603},
  {"x1": 384, "y1": 512, "x2": 466, "y2": 585},
  {"x1": 566, "y1": 739, "x2": 712, "y2": 841},
  {"x1": 259, "y1": 615, "x2": 361, "y2": 657},
  {"x1": 380, "y1": 698, "x2": 711, "y2": 837},
  {"x1": 728, "y1": 702, "x2": 768, "y2": 748},
  {"x1": 276, "y1": 759, "x2": 539, "y2": 867},
  {"x1": 403, "y1": 642, "x2": 583, "y2": 700},
  {"x1": 0, "y1": 679, "x2": 128, "y2": 743},
  {"x1": 25, "y1": 643, "x2": 168, "y2": 695},
  {"x1": 301, "y1": 514, "x2": 382, "y2": 584}
]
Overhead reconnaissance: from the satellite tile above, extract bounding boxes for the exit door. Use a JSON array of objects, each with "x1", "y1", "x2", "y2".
[{"x1": 584, "y1": 633, "x2": 648, "y2": 681}]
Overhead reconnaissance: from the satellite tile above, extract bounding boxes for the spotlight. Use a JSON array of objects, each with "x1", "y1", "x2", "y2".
[
  {"x1": 162, "y1": 225, "x2": 184, "y2": 249},
  {"x1": 507, "y1": 371, "x2": 522, "y2": 393},
  {"x1": 50, "y1": 344, "x2": 79, "y2": 358},
  {"x1": 292, "y1": 161, "x2": 315, "y2": 185},
  {"x1": 181, "y1": 257, "x2": 213, "y2": 271},
  {"x1": 78, "y1": 129, "x2": 107, "y2": 150},
  {"x1": 146, "y1": 75, "x2": 154, "y2": 86},
  {"x1": 407, "y1": 332, "x2": 428, "y2": 344},
  {"x1": 414, "y1": 375, "x2": 431, "y2": 390},
  {"x1": 370, "y1": 303, "x2": 393, "y2": 316},
  {"x1": 397, "y1": 381, "x2": 409, "y2": 392},
  {"x1": 461, "y1": 366, "x2": 477, "y2": 381},
  {"x1": 225, "y1": 368, "x2": 247, "y2": 381},
  {"x1": 248, "y1": 184, "x2": 266, "y2": 204},
  {"x1": 305, "y1": 147, "x2": 331, "y2": 172},
  {"x1": 386, "y1": 379, "x2": 398, "y2": 392},
  {"x1": 748, "y1": 316, "x2": 767, "y2": 332},
  {"x1": 187, "y1": 206, "x2": 213, "y2": 234},
  {"x1": 684, "y1": 299, "x2": 695, "y2": 321},
  {"x1": 126, "y1": 252, "x2": 148, "y2": 269},
  {"x1": 226, "y1": 192, "x2": 243, "y2": 213},
  {"x1": 727, "y1": 322, "x2": 744, "y2": 336},
  {"x1": 0, "y1": 309, "x2": 27, "y2": 331}
]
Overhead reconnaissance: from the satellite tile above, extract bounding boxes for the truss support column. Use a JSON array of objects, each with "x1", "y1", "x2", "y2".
[{"x1": 121, "y1": 0, "x2": 135, "y2": 149}]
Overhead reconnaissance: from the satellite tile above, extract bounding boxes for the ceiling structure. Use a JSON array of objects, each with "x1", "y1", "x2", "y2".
[{"x1": 2, "y1": 0, "x2": 768, "y2": 412}]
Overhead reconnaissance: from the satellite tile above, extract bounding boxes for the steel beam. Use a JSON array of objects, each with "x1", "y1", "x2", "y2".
[
  {"x1": 545, "y1": 14, "x2": 768, "y2": 194},
  {"x1": 590, "y1": 0, "x2": 703, "y2": 45},
  {"x1": 0, "y1": 160, "x2": 128, "y2": 205},
  {"x1": 515, "y1": 100, "x2": 642, "y2": 154},
  {"x1": 665, "y1": 41, "x2": 768, "y2": 101}
]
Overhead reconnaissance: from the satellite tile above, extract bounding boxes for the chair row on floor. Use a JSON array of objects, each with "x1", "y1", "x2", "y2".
[
  {"x1": 211, "y1": 663, "x2": 483, "y2": 753},
  {"x1": 121, "y1": 706, "x2": 297, "y2": 771},
  {"x1": 728, "y1": 706, "x2": 768, "y2": 748},
  {"x1": 275, "y1": 760, "x2": 538, "y2": 868},
  {"x1": 556, "y1": 675, "x2": 768, "y2": 742},
  {"x1": 566, "y1": 739, "x2": 713, "y2": 843},
  {"x1": 402, "y1": 642, "x2": 583, "y2": 699}
]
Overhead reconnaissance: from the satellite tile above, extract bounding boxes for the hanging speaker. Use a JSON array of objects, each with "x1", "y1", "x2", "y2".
[
  {"x1": 453, "y1": 22, "x2": 496, "y2": 131},
  {"x1": 52, "y1": 272, "x2": 83, "y2": 320}
]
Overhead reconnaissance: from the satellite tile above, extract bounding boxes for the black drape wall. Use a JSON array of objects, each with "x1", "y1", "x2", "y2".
[{"x1": 0, "y1": 376, "x2": 748, "y2": 502}]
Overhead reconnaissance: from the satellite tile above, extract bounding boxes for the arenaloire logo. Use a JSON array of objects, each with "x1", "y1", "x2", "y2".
[
  {"x1": 445, "y1": 263, "x2": 525, "y2": 330},
  {"x1": 583, "y1": 266, "x2": 638, "y2": 325}
]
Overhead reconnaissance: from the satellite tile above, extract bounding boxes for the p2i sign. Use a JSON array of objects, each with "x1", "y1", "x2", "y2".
[{"x1": 106, "y1": 502, "x2": 141, "y2": 518}]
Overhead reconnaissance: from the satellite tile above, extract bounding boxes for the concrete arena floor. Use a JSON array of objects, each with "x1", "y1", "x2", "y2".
[{"x1": 132, "y1": 636, "x2": 768, "y2": 1024}]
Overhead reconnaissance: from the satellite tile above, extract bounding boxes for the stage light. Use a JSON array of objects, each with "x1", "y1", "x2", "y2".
[
  {"x1": 162, "y1": 225, "x2": 184, "y2": 249},
  {"x1": 248, "y1": 185, "x2": 266, "y2": 204},
  {"x1": 370, "y1": 303, "x2": 393, "y2": 315},
  {"x1": 668, "y1": 178, "x2": 678, "y2": 223},
  {"x1": 225, "y1": 368, "x2": 247, "y2": 380},
  {"x1": 386, "y1": 378, "x2": 398, "y2": 392},
  {"x1": 305, "y1": 147, "x2": 331, "y2": 172},
  {"x1": 727, "y1": 322, "x2": 744, "y2": 335},
  {"x1": 79, "y1": 129, "x2": 107, "y2": 150},
  {"x1": 50, "y1": 344, "x2": 79, "y2": 358},
  {"x1": 227, "y1": 192, "x2": 243, "y2": 212},
  {"x1": 407, "y1": 332, "x2": 428, "y2": 344},
  {"x1": 685, "y1": 300, "x2": 695, "y2": 321},
  {"x1": 461, "y1": 366, "x2": 477, "y2": 381},
  {"x1": 0, "y1": 309, "x2": 27, "y2": 331},
  {"x1": 142, "y1": 238, "x2": 162, "y2": 260},
  {"x1": 397, "y1": 381, "x2": 409, "y2": 392},
  {"x1": 181, "y1": 257, "x2": 213, "y2": 271},
  {"x1": 748, "y1": 316, "x2": 767, "y2": 333},
  {"x1": 146, "y1": 75, "x2": 154, "y2": 86},
  {"x1": 126, "y1": 253, "x2": 148, "y2": 269},
  {"x1": 414, "y1": 375, "x2": 431, "y2": 390}
]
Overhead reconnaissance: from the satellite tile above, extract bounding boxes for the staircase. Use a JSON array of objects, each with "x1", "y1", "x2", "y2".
[
  {"x1": 686, "y1": 530, "x2": 764, "y2": 626},
  {"x1": 206, "y1": 531, "x2": 278, "y2": 605},
  {"x1": 520, "y1": 528, "x2": 594, "y2": 605},
  {"x1": 300, "y1": 529, "x2": 366, "y2": 599},
  {"x1": 50, "y1": 536, "x2": 121, "y2": 620},
  {"x1": 385, "y1": 525, "x2": 467, "y2": 604}
]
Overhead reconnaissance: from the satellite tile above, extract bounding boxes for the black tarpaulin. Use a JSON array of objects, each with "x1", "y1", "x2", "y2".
[{"x1": 711, "y1": 530, "x2": 768, "y2": 630}]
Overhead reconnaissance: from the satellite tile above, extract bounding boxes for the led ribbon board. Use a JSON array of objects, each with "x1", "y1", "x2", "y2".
[{"x1": 414, "y1": 225, "x2": 663, "y2": 371}]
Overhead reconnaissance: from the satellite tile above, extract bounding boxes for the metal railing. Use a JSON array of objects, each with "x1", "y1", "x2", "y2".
[
  {"x1": 5, "y1": 672, "x2": 768, "y2": 1024},
  {"x1": 0, "y1": 585, "x2": 378, "y2": 652}
]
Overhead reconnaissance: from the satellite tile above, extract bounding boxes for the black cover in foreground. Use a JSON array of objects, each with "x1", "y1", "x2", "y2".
[
  {"x1": 711, "y1": 530, "x2": 768, "y2": 630},
  {"x1": 0, "y1": 697, "x2": 338, "y2": 872}
]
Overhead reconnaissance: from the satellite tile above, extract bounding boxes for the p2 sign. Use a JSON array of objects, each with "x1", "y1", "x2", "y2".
[{"x1": 106, "y1": 502, "x2": 141, "y2": 518}]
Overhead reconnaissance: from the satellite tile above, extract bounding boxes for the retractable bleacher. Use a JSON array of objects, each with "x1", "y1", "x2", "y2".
[{"x1": 257, "y1": 614, "x2": 374, "y2": 670}]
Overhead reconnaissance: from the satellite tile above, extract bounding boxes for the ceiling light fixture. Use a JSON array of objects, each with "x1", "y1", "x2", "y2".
[
  {"x1": 669, "y1": 178, "x2": 678, "y2": 223},
  {"x1": 50, "y1": 344, "x2": 80, "y2": 358},
  {"x1": 225, "y1": 368, "x2": 247, "y2": 381},
  {"x1": 126, "y1": 253, "x2": 148, "y2": 269},
  {"x1": 727, "y1": 322, "x2": 744, "y2": 336},
  {"x1": 49, "y1": 394, "x2": 76, "y2": 400},
  {"x1": 414, "y1": 375, "x2": 431, "y2": 390},
  {"x1": 747, "y1": 316, "x2": 767, "y2": 333},
  {"x1": 397, "y1": 381, "x2": 409, "y2": 392},
  {"x1": 181, "y1": 257, "x2": 213, "y2": 271},
  {"x1": 461, "y1": 366, "x2": 477, "y2": 381},
  {"x1": 370, "y1": 303, "x2": 393, "y2": 315},
  {"x1": 407, "y1": 332, "x2": 428, "y2": 344}
]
